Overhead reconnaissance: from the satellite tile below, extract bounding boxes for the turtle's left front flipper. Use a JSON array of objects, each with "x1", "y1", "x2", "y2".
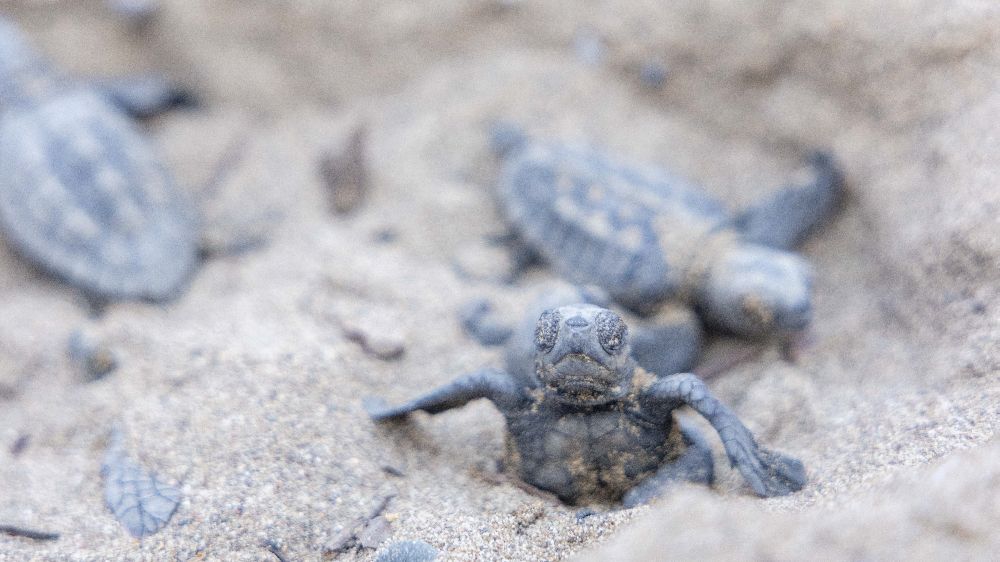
[
  {"x1": 645, "y1": 373, "x2": 806, "y2": 497},
  {"x1": 734, "y1": 151, "x2": 845, "y2": 250},
  {"x1": 95, "y1": 74, "x2": 197, "y2": 119}
]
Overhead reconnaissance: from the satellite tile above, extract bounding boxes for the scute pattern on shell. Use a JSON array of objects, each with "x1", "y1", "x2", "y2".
[
  {"x1": 0, "y1": 89, "x2": 198, "y2": 300},
  {"x1": 497, "y1": 136, "x2": 730, "y2": 313}
]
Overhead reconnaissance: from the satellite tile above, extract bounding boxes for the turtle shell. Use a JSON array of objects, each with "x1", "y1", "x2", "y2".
[
  {"x1": 497, "y1": 139, "x2": 730, "y2": 312},
  {"x1": 0, "y1": 89, "x2": 198, "y2": 300}
]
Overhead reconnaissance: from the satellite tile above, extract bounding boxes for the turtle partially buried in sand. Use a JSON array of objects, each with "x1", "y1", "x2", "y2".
[
  {"x1": 0, "y1": 16, "x2": 198, "y2": 302},
  {"x1": 368, "y1": 304, "x2": 805, "y2": 506},
  {"x1": 489, "y1": 123, "x2": 844, "y2": 339}
]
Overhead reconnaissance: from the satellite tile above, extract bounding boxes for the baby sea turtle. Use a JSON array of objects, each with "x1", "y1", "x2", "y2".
[
  {"x1": 368, "y1": 304, "x2": 805, "y2": 506},
  {"x1": 0, "y1": 16, "x2": 198, "y2": 301},
  {"x1": 491, "y1": 124, "x2": 844, "y2": 338}
]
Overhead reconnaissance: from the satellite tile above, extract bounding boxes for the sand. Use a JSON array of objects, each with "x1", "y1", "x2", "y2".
[{"x1": 1, "y1": 1, "x2": 999, "y2": 560}]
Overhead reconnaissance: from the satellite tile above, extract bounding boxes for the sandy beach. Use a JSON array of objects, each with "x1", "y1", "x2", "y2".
[{"x1": 1, "y1": 1, "x2": 999, "y2": 560}]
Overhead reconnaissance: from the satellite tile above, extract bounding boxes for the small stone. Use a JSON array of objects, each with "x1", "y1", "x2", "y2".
[
  {"x1": 381, "y1": 464, "x2": 405, "y2": 477},
  {"x1": 376, "y1": 540, "x2": 439, "y2": 562},
  {"x1": 639, "y1": 61, "x2": 669, "y2": 89},
  {"x1": 319, "y1": 124, "x2": 370, "y2": 215},
  {"x1": 575, "y1": 507, "x2": 598, "y2": 522},
  {"x1": 9, "y1": 434, "x2": 30, "y2": 456},
  {"x1": 68, "y1": 329, "x2": 118, "y2": 381},
  {"x1": 372, "y1": 227, "x2": 399, "y2": 244}
]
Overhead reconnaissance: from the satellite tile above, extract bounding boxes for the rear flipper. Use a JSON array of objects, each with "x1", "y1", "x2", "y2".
[
  {"x1": 630, "y1": 305, "x2": 702, "y2": 377},
  {"x1": 96, "y1": 74, "x2": 197, "y2": 119},
  {"x1": 734, "y1": 151, "x2": 845, "y2": 250},
  {"x1": 621, "y1": 421, "x2": 714, "y2": 507}
]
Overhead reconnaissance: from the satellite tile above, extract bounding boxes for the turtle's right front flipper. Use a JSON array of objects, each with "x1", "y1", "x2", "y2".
[
  {"x1": 645, "y1": 373, "x2": 806, "y2": 497},
  {"x1": 365, "y1": 367, "x2": 525, "y2": 422}
]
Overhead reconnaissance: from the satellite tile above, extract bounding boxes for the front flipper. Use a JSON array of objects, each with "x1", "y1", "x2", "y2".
[
  {"x1": 734, "y1": 151, "x2": 845, "y2": 250},
  {"x1": 96, "y1": 74, "x2": 197, "y2": 119},
  {"x1": 645, "y1": 373, "x2": 806, "y2": 497},
  {"x1": 365, "y1": 367, "x2": 525, "y2": 421}
]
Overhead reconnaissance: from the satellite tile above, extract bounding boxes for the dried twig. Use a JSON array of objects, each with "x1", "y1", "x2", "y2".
[
  {"x1": 0, "y1": 525, "x2": 60, "y2": 541},
  {"x1": 263, "y1": 539, "x2": 290, "y2": 562},
  {"x1": 324, "y1": 494, "x2": 396, "y2": 555}
]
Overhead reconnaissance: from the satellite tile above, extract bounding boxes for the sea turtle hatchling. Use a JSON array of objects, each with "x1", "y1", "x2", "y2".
[
  {"x1": 368, "y1": 303, "x2": 805, "y2": 506},
  {"x1": 0, "y1": 16, "x2": 198, "y2": 301},
  {"x1": 490, "y1": 124, "x2": 844, "y2": 339}
]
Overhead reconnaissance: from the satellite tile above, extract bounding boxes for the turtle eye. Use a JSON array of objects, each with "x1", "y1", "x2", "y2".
[
  {"x1": 595, "y1": 310, "x2": 628, "y2": 354},
  {"x1": 534, "y1": 309, "x2": 561, "y2": 352}
]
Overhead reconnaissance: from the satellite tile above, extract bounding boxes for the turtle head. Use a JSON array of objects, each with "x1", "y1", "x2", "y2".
[
  {"x1": 533, "y1": 304, "x2": 635, "y2": 406},
  {"x1": 699, "y1": 244, "x2": 814, "y2": 337}
]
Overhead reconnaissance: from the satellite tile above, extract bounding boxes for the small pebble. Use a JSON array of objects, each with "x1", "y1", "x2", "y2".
[
  {"x1": 639, "y1": 61, "x2": 669, "y2": 89},
  {"x1": 376, "y1": 540, "x2": 439, "y2": 562},
  {"x1": 68, "y1": 330, "x2": 118, "y2": 381},
  {"x1": 373, "y1": 228, "x2": 399, "y2": 244},
  {"x1": 10, "y1": 434, "x2": 30, "y2": 456},
  {"x1": 381, "y1": 464, "x2": 405, "y2": 477},
  {"x1": 319, "y1": 124, "x2": 370, "y2": 215}
]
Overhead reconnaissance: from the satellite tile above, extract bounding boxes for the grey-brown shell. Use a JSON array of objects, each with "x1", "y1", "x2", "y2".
[
  {"x1": 0, "y1": 19, "x2": 197, "y2": 301},
  {"x1": 0, "y1": 90, "x2": 198, "y2": 300},
  {"x1": 496, "y1": 132, "x2": 730, "y2": 312}
]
